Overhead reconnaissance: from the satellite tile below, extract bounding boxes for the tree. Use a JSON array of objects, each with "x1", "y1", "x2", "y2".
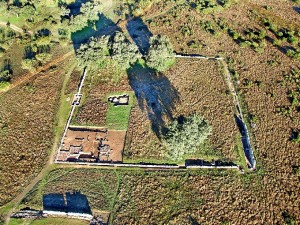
[
  {"x1": 0, "y1": 70, "x2": 11, "y2": 82},
  {"x1": 21, "y1": 58, "x2": 38, "y2": 71},
  {"x1": 110, "y1": 32, "x2": 141, "y2": 69},
  {"x1": 145, "y1": 35, "x2": 175, "y2": 72},
  {"x1": 35, "y1": 53, "x2": 52, "y2": 63},
  {"x1": 69, "y1": 1, "x2": 103, "y2": 32},
  {"x1": 162, "y1": 114, "x2": 212, "y2": 161},
  {"x1": 80, "y1": 1, "x2": 103, "y2": 22},
  {"x1": 76, "y1": 36, "x2": 110, "y2": 67},
  {"x1": 0, "y1": 28, "x2": 16, "y2": 50}
]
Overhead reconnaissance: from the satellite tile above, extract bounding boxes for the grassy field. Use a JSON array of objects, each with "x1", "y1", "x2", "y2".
[
  {"x1": 139, "y1": 0, "x2": 300, "y2": 223},
  {"x1": 123, "y1": 59, "x2": 239, "y2": 163},
  {"x1": 105, "y1": 92, "x2": 135, "y2": 130},
  {"x1": 53, "y1": 60, "x2": 77, "y2": 141},
  {"x1": 20, "y1": 168, "x2": 118, "y2": 211}
]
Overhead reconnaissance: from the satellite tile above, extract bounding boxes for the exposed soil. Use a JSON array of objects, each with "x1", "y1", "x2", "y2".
[{"x1": 108, "y1": 130, "x2": 127, "y2": 162}]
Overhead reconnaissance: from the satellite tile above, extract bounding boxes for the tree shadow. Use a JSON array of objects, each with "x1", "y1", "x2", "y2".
[
  {"x1": 265, "y1": 36, "x2": 296, "y2": 55},
  {"x1": 71, "y1": 14, "x2": 120, "y2": 50},
  {"x1": 293, "y1": 6, "x2": 300, "y2": 14},
  {"x1": 43, "y1": 191, "x2": 92, "y2": 214},
  {"x1": 289, "y1": 129, "x2": 299, "y2": 142},
  {"x1": 58, "y1": 0, "x2": 90, "y2": 17},
  {"x1": 2, "y1": 59, "x2": 12, "y2": 73},
  {"x1": 185, "y1": 159, "x2": 236, "y2": 167},
  {"x1": 24, "y1": 46, "x2": 35, "y2": 59},
  {"x1": 188, "y1": 216, "x2": 200, "y2": 225},
  {"x1": 127, "y1": 63, "x2": 180, "y2": 137},
  {"x1": 126, "y1": 17, "x2": 153, "y2": 55},
  {"x1": 36, "y1": 28, "x2": 51, "y2": 37},
  {"x1": 234, "y1": 114, "x2": 255, "y2": 169}
]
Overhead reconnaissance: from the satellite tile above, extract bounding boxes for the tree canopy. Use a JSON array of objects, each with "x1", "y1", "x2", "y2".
[
  {"x1": 145, "y1": 35, "x2": 175, "y2": 72},
  {"x1": 162, "y1": 114, "x2": 212, "y2": 161},
  {"x1": 0, "y1": 70, "x2": 11, "y2": 82},
  {"x1": 69, "y1": 1, "x2": 103, "y2": 32},
  {"x1": 76, "y1": 36, "x2": 110, "y2": 67},
  {"x1": 110, "y1": 31, "x2": 142, "y2": 69}
]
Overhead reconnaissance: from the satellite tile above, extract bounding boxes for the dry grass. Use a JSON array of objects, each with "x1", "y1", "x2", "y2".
[
  {"x1": 125, "y1": 59, "x2": 238, "y2": 162},
  {"x1": 1, "y1": 1, "x2": 300, "y2": 224},
  {"x1": 133, "y1": 0, "x2": 300, "y2": 223},
  {"x1": 21, "y1": 168, "x2": 119, "y2": 212},
  {"x1": 0, "y1": 58, "x2": 73, "y2": 206},
  {"x1": 20, "y1": 168, "x2": 298, "y2": 225}
]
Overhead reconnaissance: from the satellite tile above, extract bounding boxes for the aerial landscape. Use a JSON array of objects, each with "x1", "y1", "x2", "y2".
[{"x1": 0, "y1": 0, "x2": 299, "y2": 224}]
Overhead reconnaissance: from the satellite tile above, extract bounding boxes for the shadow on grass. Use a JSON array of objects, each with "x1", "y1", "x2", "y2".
[
  {"x1": 43, "y1": 191, "x2": 91, "y2": 214},
  {"x1": 126, "y1": 17, "x2": 153, "y2": 55},
  {"x1": 234, "y1": 114, "x2": 255, "y2": 169},
  {"x1": 59, "y1": 0, "x2": 89, "y2": 17},
  {"x1": 127, "y1": 63, "x2": 180, "y2": 137},
  {"x1": 293, "y1": 6, "x2": 300, "y2": 14},
  {"x1": 71, "y1": 14, "x2": 120, "y2": 50},
  {"x1": 188, "y1": 216, "x2": 200, "y2": 225},
  {"x1": 265, "y1": 36, "x2": 296, "y2": 55},
  {"x1": 185, "y1": 159, "x2": 237, "y2": 167}
]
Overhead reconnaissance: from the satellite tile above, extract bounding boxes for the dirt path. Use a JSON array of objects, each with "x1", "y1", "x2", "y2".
[
  {"x1": 0, "y1": 21, "x2": 33, "y2": 35},
  {"x1": 0, "y1": 51, "x2": 74, "y2": 95}
]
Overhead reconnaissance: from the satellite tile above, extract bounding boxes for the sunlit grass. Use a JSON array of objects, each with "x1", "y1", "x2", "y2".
[{"x1": 105, "y1": 91, "x2": 135, "y2": 130}]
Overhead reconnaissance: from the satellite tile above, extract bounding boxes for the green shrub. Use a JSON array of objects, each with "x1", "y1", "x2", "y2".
[
  {"x1": 191, "y1": 0, "x2": 222, "y2": 14},
  {"x1": 0, "y1": 28, "x2": 16, "y2": 50},
  {"x1": 76, "y1": 36, "x2": 110, "y2": 67},
  {"x1": 162, "y1": 114, "x2": 212, "y2": 161},
  {"x1": 200, "y1": 20, "x2": 219, "y2": 35},
  {"x1": 35, "y1": 53, "x2": 52, "y2": 63},
  {"x1": 0, "y1": 70, "x2": 11, "y2": 82},
  {"x1": 21, "y1": 59, "x2": 39, "y2": 71},
  {"x1": 145, "y1": 35, "x2": 175, "y2": 72},
  {"x1": 110, "y1": 32, "x2": 141, "y2": 69},
  {"x1": 287, "y1": 49, "x2": 300, "y2": 59},
  {"x1": 181, "y1": 26, "x2": 193, "y2": 36},
  {"x1": 219, "y1": 0, "x2": 238, "y2": 8},
  {"x1": 239, "y1": 41, "x2": 252, "y2": 48}
]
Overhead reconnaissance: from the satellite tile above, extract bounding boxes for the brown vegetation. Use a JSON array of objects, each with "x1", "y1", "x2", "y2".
[
  {"x1": 21, "y1": 168, "x2": 299, "y2": 225},
  {"x1": 135, "y1": 0, "x2": 300, "y2": 222},
  {"x1": 0, "y1": 59, "x2": 73, "y2": 205},
  {"x1": 73, "y1": 100, "x2": 108, "y2": 126},
  {"x1": 125, "y1": 59, "x2": 238, "y2": 162}
]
